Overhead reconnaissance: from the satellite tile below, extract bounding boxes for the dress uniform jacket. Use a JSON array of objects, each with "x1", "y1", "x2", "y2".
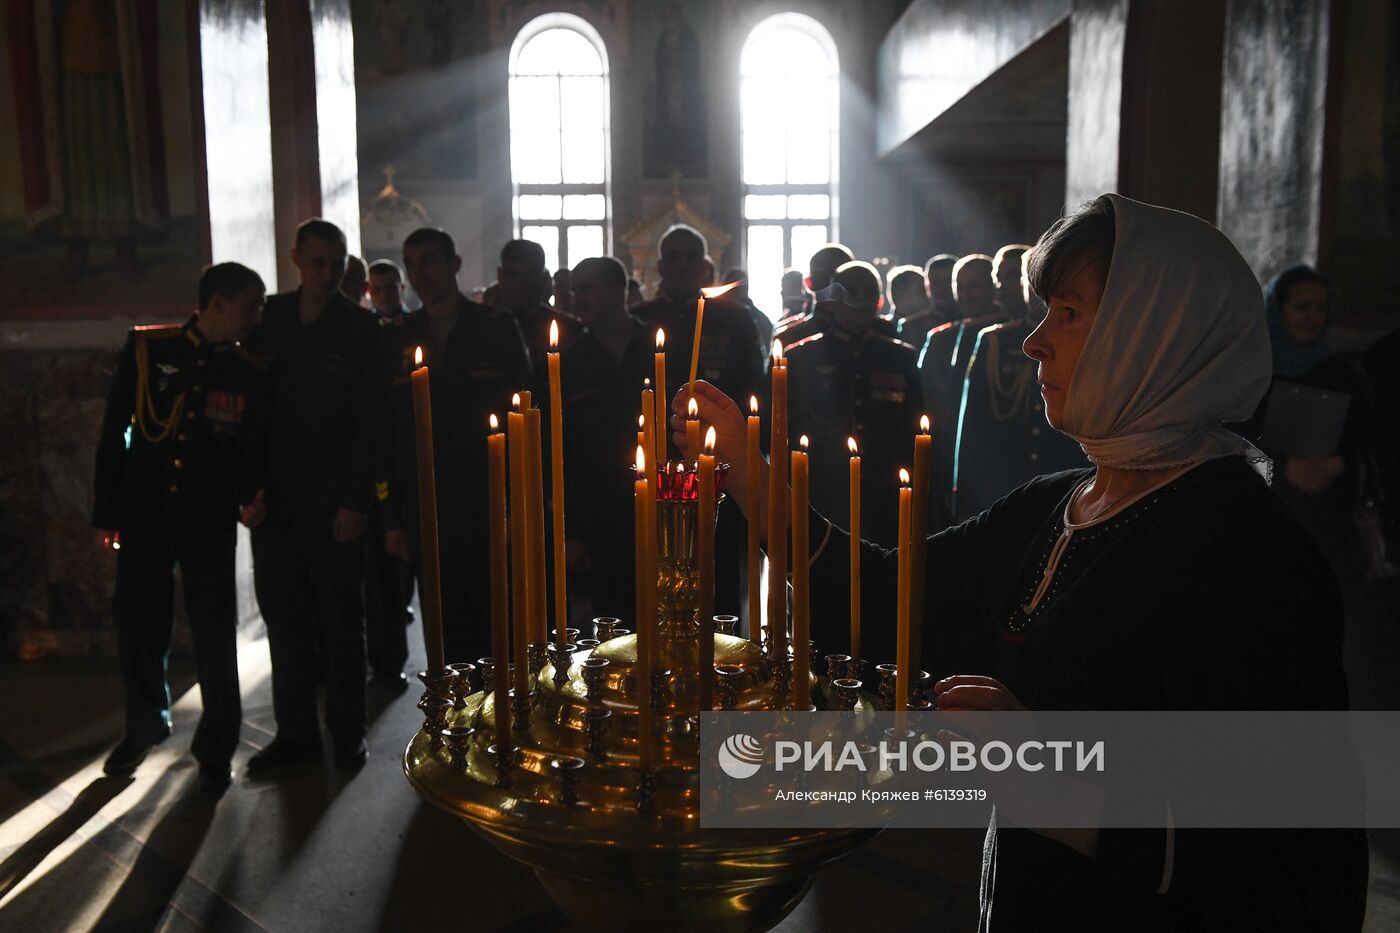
[
  {"x1": 92, "y1": 317, "x2": 267, "y2": 765},
  {"x1": 382, "y1": 296, "x2": 532, "y2": 663},
  {"x1": 952, "y1": 320, "x2": 1086, "y2": 520},
  {"x1": 787, "y1": 327, "x2": 923, "y2": 547}
]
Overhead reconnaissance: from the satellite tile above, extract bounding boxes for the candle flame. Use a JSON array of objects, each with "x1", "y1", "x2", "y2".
[
  {"x1": 700, "y1": 280, "x2": 742, "y2": 299},
  {"x1": 677, "y1": 461, "x2": 687, "y2": 473},
  {"x1": 414, "y1": 345, "x2": 424, "y2": 367},
  {"x1": 687, "y1": 397, "x2": 699, "y2": 418},
  {"x1": 899, "y1": 467, "x2": 911, "y2": 486},
  {"x1": 644, "y1": 376, "x2": 651, "y2": 387},
  {"x1": 847, "y1": 436, "x2": 858, "y2": 455},
  {"x1": 749, "y1": 395, "x2": 759, "y2": 414},
  {"x1": 549, "y1": 319, "x2": 559, "y2": 349},
  {"x1": 920, "y1": 414, "x2": 931, "y2": 433},
  {"x1": 636, "y1": 445, "x2": 646, "y2": 471},
  {"x1": 512, "y1": 392, "x2": 521, "y2": 410},
  {"x1": 704, "y1": 425, "x2": 717, "y2": 453},
  {"x1": 638, "y1": 414, "x2": 646, "y2": 428},
  {"x1": 771, "y1": 339, "x2": 784, "y2": 361},
  {"x1": 656, "y1": 329, "x2": 666, "y2": 349},
  {"x1": 799, "y1": 434, "x2": 810, "y2": 450},
  {"x1": 489, "y1": 413, "x2": 499, "y2": 431}
]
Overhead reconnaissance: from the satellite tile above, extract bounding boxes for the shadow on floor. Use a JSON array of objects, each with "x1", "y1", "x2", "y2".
[{"x1": 0, "y1": 774, "x2": 133, "y2": 901}]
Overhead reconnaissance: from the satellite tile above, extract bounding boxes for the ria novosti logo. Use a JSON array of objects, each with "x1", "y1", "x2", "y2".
[{"x1": 718, "y1": 734, "x2": 765, "y2": 779}]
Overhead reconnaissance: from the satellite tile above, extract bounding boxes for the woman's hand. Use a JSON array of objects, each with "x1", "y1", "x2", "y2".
[
  {"x1": 668, "y1": 381, "x2": 767, "y2": 526},
  {"x1": 934, "y1": 674, "x2": 1029, "y2": 712}
]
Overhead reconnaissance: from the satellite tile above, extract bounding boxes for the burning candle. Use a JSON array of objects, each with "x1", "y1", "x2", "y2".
[
  {"x1": 791, "y1": 435, "x2": 810, "y2": 709},
  {"x1": 689, "y1": 283, "x2": 741, "y2": 400},
  {"x1": 909, "y1": 415, "x2": 932, "y2": 678},
  {"x1": 848, "y1": 436, "x2": 862, "y2": 665},
  {"x1": 547, "y1": 321, "x2": 568, "y2": 655},
  {"x1": 896, "y1": 468, "x2": 912, "y2": 729},
  {"x1": 637, "y1": 414, "x2": 647, "y2": 458},
  {"x1": 746, "y1": 396, "x2": 761, "y2": 645},
  {"x1": 685, "y1": 396, "x2": 701, "y2": 459},
  {"x1": 654, "y1": 331, "x2": 667, "y2": 464},
  {"x1": 410, "y1": 347, "x2": 445, "y2": 676},
  {"x1": 487, "y1": 414, "x2": 511, "y2": 750},
  {"x1": 635, "y1": 445, "x2": 654, "y2": 769},
  {"x1": 766, "y1": 342, "x2": 789, "y2": 661},
  {"x1": 526, "y1": 405, "x2": 547, "y2": 646},
  {"x1": 698, "y1": 426, "x2": 717, "y2": 710},
  {"x1": 508, "y1": 397, "x2": 528, "y2": 703}
]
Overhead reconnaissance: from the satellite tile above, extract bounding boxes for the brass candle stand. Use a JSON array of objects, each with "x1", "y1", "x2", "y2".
[{"x1": 405, "y1": 459, "x2": 912, "y2": 932}]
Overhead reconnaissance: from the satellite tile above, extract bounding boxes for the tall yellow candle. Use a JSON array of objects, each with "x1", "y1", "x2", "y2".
[
  {"x1": 697, "y1": 427, "x2": 717, "y2": 710},
  {"x1": 896, "y1": 468, "x2": 913, "y2": 730},
  {"x1": 847, "y1": 436, "x2": 862, "y2": 665},
  {"x1": 410, "y1": 348, "x2": 445, "y2": 675},
  {"x1": 641, "y1": 389, "x2": 656, "y2": 471},
  {"x1": 547, "y1": 321, "x2": 568, "y2": 653},
  {"x1": 791, "y1": 436, "x2": 810, "y2": 709},
  {"x1": 688, "y1": 297, "x2": 705, "y2": 400},
  {"x1": 507, "y1": 399, "x2": 528, "y2": 703},
  {"x1": 487, "y1": 416, "x2": 511, "y2": 751},
  {"x1": 909, "y1": 416, "x2": 932, "y2": 680},
  {"x1": 746, "y1": 396, "x2": 761, "y2": 645},
  {"x1": 766, "y1": 343, "x2": 789, "y2": 661},
  {"x1": 654, "y1": 330, "x2": 667, "y2": 464},
  {"x1": 685, "y1": 396, "x2": 701, "y2": 459},
  {"x1": 635, "y1": 446, "x2": 654, "y2": 769},
  {"x1": 526, "y1": 406, "x2": 547, "y2": 646}
]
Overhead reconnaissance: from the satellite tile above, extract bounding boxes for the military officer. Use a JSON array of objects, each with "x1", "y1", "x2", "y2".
[
  {"x1": 93, "y1": 261, "x2": 268, "y2": 791},
  {"x1": 243, "y1": 218, "x2": 381, "y2": 774},
  {"x1": 496, "y1": 238, "x2": 581, "y2": 380},
  {"x1": 773, "y1": 243, "x2": 854, "y2": 348},
  {"x1": 786, "y1": 260, "x2": 924, "y2": 548},
  {"x1": 386, "y1": 227, "x2": 532, "y2": 666}
]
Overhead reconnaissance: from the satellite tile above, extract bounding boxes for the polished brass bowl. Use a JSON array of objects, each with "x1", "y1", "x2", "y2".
[{"x1": 405, "y1": 634, "x2": 879, "y2": 932}]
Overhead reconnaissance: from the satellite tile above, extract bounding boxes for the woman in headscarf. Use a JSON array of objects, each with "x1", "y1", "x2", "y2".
[{"x1": 679, "y1": 195, "x2": 1369, "y2": 931}]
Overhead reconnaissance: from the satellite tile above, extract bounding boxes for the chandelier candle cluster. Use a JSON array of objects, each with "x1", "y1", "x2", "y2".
[{"x1": 404, "y1": 319, "x2": 937, "y2": 932}]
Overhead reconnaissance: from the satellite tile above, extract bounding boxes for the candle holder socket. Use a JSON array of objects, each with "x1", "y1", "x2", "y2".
[
  {"x1": 527, "y1": 643, "x2": 547, "y2": 681},
  {"x1": 825, "y1": 653, "x2": 853, "y2": 680},
  {"x1": 575, "y1": 637, "x2": 601, "y2": 652},
  {"x1": 442, "y1": 725, "x2": 476, "y2": 769},
  {"x1": 715, "y1": 664, "x2": 745, "y2": 710},
  {"x1": 584, "y1": 706, "x2": 612, "y2": 759},
  {"x1": 581, "y1": 657, "x2": 610, "y2": 703},
  {"x1": 510, "y1": 687, "x2": 532, "y2": 738},
  {"x1": 593, "y1": 617, "x2": 620, "y2": 642},
  {"x1": 832, "y1": 678, "x2": 862, "y2": 711},
  {"x1": 549, "y1": 643, "x2": 576, "y2": 689},
  {"x1": 447, "y1": 662, "x2": 477, "y2": 708},
  {"x1": 712, "y1": 614, "x2": 738, "y2": 636},
  {"x1": 876, "y1": 663, "x2": 899, "y2": 710},
  {"x1": 488, "y1": 742, "x2": 515, "y2": 788},
  {"x1": 420, "y1": 695, "x2": 452, "y2": 747},
  {"x1": 417, "y1": 669, "x2": 456, "y2": 705},
  {"x1": 551, "y1": 755, "x2": 586, "y2": 806}
]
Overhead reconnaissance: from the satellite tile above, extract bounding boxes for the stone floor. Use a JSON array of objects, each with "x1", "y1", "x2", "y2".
[{"x1": 1, "y1": 596, "x2": 1398, "y2": 932}]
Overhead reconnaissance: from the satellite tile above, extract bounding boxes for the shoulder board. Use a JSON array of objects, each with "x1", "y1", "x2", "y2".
[
  {"x1": 873, "y1": 333, "x2": 918, "y2": 353},
  {"x1": 786, "y1": 332, "x2": 827, "y2": 354},
  {"x1": 133, "y1": 323, "x2": 183, "y2": 338},
  {"x1": 231, "y1": 343, "x2": 268, "y2": 370},
  {"x1": 927, "y1": 321, "x2": 958, "y2": 337}
]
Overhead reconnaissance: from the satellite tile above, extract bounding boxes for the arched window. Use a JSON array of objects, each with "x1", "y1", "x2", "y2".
[
  {"x1": 740, "y1": 14, "x2": 839, "y2": 318},
  {"x1": 509, "y1": 15, "x2": 611, "y2": 272}
]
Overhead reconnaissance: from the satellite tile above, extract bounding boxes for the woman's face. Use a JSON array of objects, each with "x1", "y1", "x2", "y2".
[
  {"x1": 1022, "y1": 259, "x2": 1105, "y2": 428},
  {"x1": 1281, "y1": 280, "x2": 1328, "y2": 345}
]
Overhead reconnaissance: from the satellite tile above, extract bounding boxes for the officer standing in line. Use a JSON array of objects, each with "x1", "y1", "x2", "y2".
[
  {"x1": 363, "y1": 259, "x2": 414, "y2": 691},
  {"x1": 786, "y1": 260, "x2": 923, "y2": 548},
  {"x1": 93, "y1": 262, "x2": 269, "y2": 791},
  {"x1": 635, "y1": 224, "x2": 765, "y2": 619},
  {"x1": 774, "y1": 243, "x2": 854, "y2": 347},
  {"x1": 559, "y1": 256, "x2": 653, "y2": 619},
  {"x1": 388, "y1": 227, "x2": 531, "y2": 666},
  {"x1": 244, "y1": 218, "x2": 381, "y2": 774},
  {"x1": 496, "y1": 239, "x2": 581, "y2": 380}
]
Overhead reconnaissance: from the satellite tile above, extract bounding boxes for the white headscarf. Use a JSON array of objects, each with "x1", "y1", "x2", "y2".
[{"x1": 1059, "y1": 194, "x2": 1271, "y2": 475}]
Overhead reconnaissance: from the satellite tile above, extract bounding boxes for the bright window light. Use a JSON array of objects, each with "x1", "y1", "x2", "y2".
[
  {"x1": 510, "y1": 15, "x2": 611, "y2": 272},
  {"x1": 741, "y1": 13, "x2": 839, "y2": 322}
]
